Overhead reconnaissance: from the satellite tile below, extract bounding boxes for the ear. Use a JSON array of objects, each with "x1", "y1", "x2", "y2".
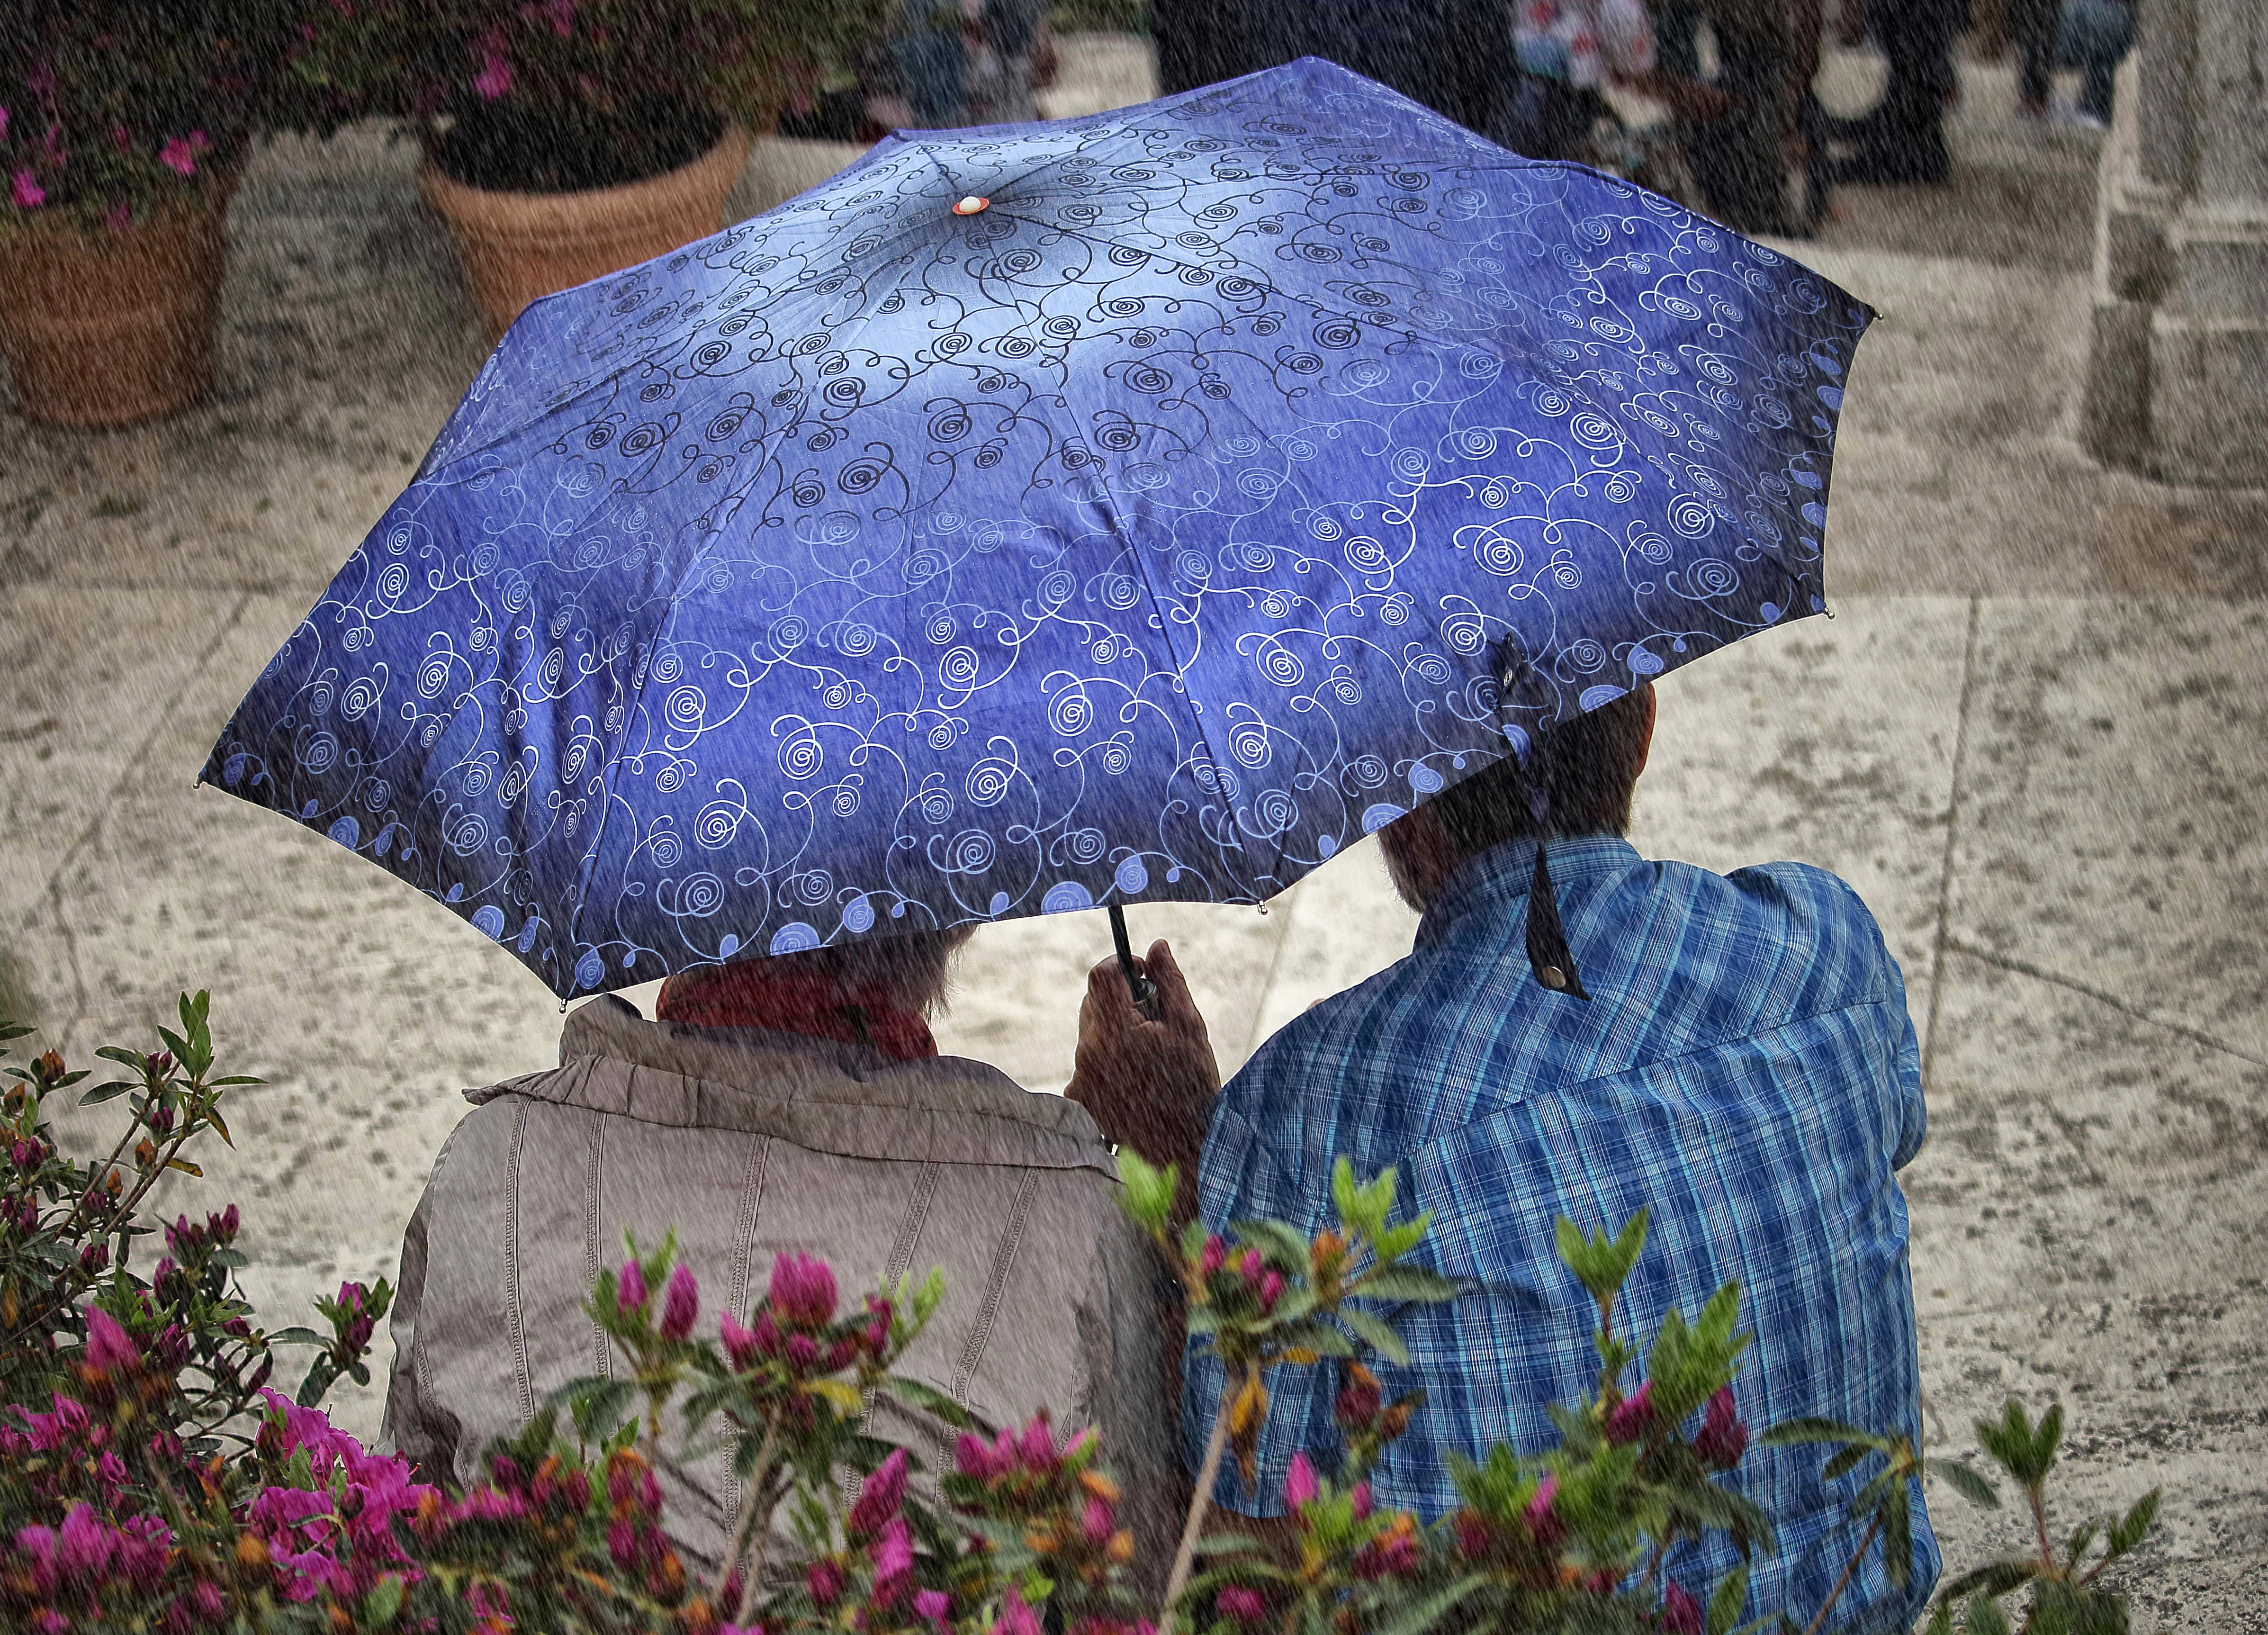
[{"x1": 1632, "y1": 685, "x2": 1657, "y2": 780}]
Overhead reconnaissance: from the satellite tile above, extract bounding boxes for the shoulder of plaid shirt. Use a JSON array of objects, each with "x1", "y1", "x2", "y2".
[{"x1": 1184, "y1": 831, "x2": 1938, "y2": 1635}]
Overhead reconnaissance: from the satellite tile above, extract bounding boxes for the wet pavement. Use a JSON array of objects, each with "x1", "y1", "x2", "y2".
[{"x1": 0, "y1": 34, "x2": 2261, "y2": 1630}]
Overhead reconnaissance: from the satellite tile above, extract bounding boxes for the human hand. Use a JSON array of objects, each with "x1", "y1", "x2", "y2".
[{"x1": 1065, "y1": 939, "x2": 1220, "y2": 1176}]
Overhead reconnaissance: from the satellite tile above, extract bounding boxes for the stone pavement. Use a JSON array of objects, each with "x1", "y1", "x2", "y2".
[{"x1": 1, "y1": 33, "x2": 2262, "y2": 1629}]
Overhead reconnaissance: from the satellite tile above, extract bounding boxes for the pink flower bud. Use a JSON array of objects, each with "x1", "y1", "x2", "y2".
[
  {"x1": 1238, "y1": 1248, "x2": 1264, "y2": 1289},
  {"x1": 807, "y1": 1558, "x2": 843, "y2": 1606},
  {"x1": 616, "y1": 1260, "x2": 648, "y2": 1316},
  {"x1": 1694, "y1": 1385, "x2": 1747, "y2": 1469},
  {"x1": 954, "y1": 1431, "x2": 999, "y2": 1480},
  {"x1": 1351, "y1": 1480, "x2": 1373, "y2": 1520},
  {"x1": 660, "y1": 1264, "x2": 699, "y2": 1340},
  {"x1": 785, "y1": 1333, "x2": 819, "y2": 1370},
  {"x1": 1661, "y1": 1581, "x2": 1702, "y2": 1635},
  {"x1": 1216, "y1": 1587, "x2": 1267, "y2": 1627},
  {"x1": 1199, "y1": 1235, "x2": 1226, "y2": 1279},
  {"x1": 1604, "y1": 1381, "x2": 1655, "y2": 1446},
  {"x1": 847, "y1": 1447, "x2": 909, "y2": 1537},
  {"x1": 991, "y1": 1588, "x2": 1042, "y2": 1635},
  {"x1": 871, "y1": 1515, "x2": 914, "y2": 1606},
  {"x1": 916, "y1": 1588, "x2": 952, "y2": 1628},
  {"x1": 1283, "y1": 1451, "x2": 1318, "y2": 1511},
  {"x1": 1523, "y1": 1472, "x2": 1566, "y2": 1549},
  {"x1": 1082, "y1": 1493, "x2": 1115, "y2": 1544},
  {"x1": 1257, "y1": 1270, "x2": 1284, "y2": 1312},
  {"x1": 720, "y1": 1313, "x2": 762, "y2": 1371},
  {"x1": 767, "y1": 1252, "x2": 837, "y2": 1328},
  {"x1": 1018, "y1": 1413, "x2": 1056, "y2": 1472}
]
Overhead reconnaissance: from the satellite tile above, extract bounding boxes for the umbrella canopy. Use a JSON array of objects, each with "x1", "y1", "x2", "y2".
[{"x1": 201, "y1": 58, "x2": 1873, "y2": 1001}]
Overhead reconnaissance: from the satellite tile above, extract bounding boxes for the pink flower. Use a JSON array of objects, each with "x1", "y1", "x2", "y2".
[
  {"x1": 1237, "y1": 1248, "x2": 1264, "y2": 1289},
  {"x1": 158, "y1": 135, "x2": 203, "y2": 178},
  {"x1": 104, "y1": 204, "x2": 133, "y2": 232},
  {"x1": 472, "y1": 54, "x2": 514, "y2": 101},
  {"x1": 1660, "y1": 1581, "x2": 1703, "y2": 1635},
  {"x1": 1018, "y1": 1413, "x2": 1057, "y2": 1472},
  {"x1": 84, "y1": 1306, "x2": 141, "y2": 1375},
  {"x1": 1283, "y1": 1450, "x2": 1318, "y2": 1511},
  {"x1": 1694, "y1": 1385, "x2": 1747, "y2": 1469},
  {"x1": 1523, "y1": 1472, "x2": 1566, "y2": 1549},
  {"x1": 1082, "y1": 1493, "x2": 1116, "y2": 1544},
  {"x1": 991, "y1": 1588, "x2": 1043, "y2": 1635},
  {"x1": 806, "y1": 1558, "x2": 843, "y2": 1606},
  {"x1": 784, "y1": 1332, "x2": 819, "y2": 1369},
  {"x1": 12, "y1": 169, "x2": 46, "y2": 208},
  {"x1": 1351, "y1": 1480, "x2": 1373, "y2": 1520},
  {"x1": 847, "y1": 1447, "x2": 908, "y2": 1537},
  {"x1": 720, "y1": 1311, "x2": 765, "y2": 1369},
  {"x1": 1199, "y1": 1235, "x2": 1226, "y2": 1279},
  {"x1": 1604, "y1": 1380, "x2": 1655, "y2": 1446},
  {"x1": 616, "y1": 1260, "x2": 648, "y2": 1316},
  {"x1": 768, "y1": 1252, "x2": 836, "y2": 1327},
  {"x1": 955, "y1": 1430, "x2": 1004, "y2": 1480},
  {"x1": 916, "y1": 1588, "x2": 952, "y2": 1628},
  {"x1": 537, "y1": 0, "x2": 577, "y2": 36},
  {"x1": 871, "y1": 1515, "x2": 914, "y2": 1606},
  {"x1": 1257, "y1": 1269, "x2": 1284, "y2": 1312},
  {"x1": 660, "y1": 1264, "x2": 699, "y2": 1340},
  {"x1": 1216, "y1": 1586, "x2": 1268, "y2": 1626}
]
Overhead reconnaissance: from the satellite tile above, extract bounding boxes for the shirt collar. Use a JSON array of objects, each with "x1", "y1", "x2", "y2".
[{"x1": 1414, "y1": 833, "x2": 1643, "y2": 949}]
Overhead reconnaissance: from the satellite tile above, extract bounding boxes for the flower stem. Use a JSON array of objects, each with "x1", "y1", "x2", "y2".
[
  {"x1": 720, "y1": 1415, "x2": 780, "y2": 1617},
  {"x1": 1163, "y1": 1370, "x2": 1241, "y2": 1628},
  {"x1": 1803, "y1": 1511, "x2": 1883, "y2": 1635}
]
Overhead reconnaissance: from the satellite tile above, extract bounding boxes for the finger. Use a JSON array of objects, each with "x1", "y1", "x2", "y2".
[
  {"x1": 1145, "y1": 940, "x2": 1210, "y2": 1037},
  {"x1": 1082, "y1": 954, "x2": 1142, "y2": 1035}
]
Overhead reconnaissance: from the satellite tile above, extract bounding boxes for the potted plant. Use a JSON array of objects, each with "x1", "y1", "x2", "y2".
[
  {"x1": 299, "y1": 0, "x2": 888, "y2": 341},
  {"x1": 0, "y1": 3, "x2": 318, "y2": 426}
]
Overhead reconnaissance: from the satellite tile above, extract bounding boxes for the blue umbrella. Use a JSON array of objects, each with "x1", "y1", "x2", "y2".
[{"x1": 201, "y1": 58, "x2": 1872, "y2": 1002}]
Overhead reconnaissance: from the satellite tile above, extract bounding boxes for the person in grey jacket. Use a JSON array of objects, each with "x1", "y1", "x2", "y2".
[{"x1": 381, "y1": 927, "x2": 1182, "y2": 1587}]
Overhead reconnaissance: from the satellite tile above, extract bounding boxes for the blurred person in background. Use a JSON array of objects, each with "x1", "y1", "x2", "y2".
[
  {"x1": 2012, "y1": 0, "x2": 2137, "y2": 130},
  {"x1": 1825, "y1": 0, "x2": 1962, "y2": 185},
  {"x1": 1653, "y1": 0, "x2": 1829, "y2": 235}
]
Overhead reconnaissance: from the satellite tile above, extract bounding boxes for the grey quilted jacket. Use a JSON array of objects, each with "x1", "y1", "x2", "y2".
[{"x1": 382, "y1": 996, "x2": 1181, "y2": 1585}]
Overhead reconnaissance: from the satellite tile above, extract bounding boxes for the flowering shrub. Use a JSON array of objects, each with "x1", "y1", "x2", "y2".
[
  {"x1": 0, "y1": 3, "x2": 331, "y2": 230},
  {"x1": 0, "y1": 998, "x2": 2160, "y2": 1634},
  {"x1": 286, "y1": 0, "x2": 891, "y2": 191}
]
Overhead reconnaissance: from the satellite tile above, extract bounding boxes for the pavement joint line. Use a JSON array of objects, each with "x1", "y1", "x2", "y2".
[
  {"x1": 1921, "y1": 594, "x2": 1984, "y2": 1093},
  {"x1": 1940, "y1": 938, "x2": 2268, "y2": 1072},
  {"x1": 43, "y1": 589, "x2": 258, "y2": 1041}
]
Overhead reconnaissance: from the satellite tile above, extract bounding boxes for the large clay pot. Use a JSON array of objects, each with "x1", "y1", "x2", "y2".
[
  {"x1": 420, "y1": 123, "x2": 751, "y2": 342},
  {"x1": 0, "y1": 174, "x2": 238, "y2": 427}
]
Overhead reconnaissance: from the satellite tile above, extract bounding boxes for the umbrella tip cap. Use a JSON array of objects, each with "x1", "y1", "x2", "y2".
[{"x1": 952, "y1": 195, "x2": 990, "y2": 215}]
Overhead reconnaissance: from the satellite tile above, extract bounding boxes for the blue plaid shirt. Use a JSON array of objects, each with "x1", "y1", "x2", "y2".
[{"x1": 1187, "y1": 835, "x2": 1936, "y2": 1635}]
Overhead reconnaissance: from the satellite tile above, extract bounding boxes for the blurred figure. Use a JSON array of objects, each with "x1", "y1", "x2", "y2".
[
  {"x1": 1489, "y1": 0, "x2": 1733, "y2": 161},
  {"x1": 1827, "y1": 0, "x2": 1961, "y2": 184},
  {"x1": 870, "y1": 0, "x2": 1049, "y2": 129},
  {"x1": 2013, "y1": 0, "x2": 2137, "y2": 129},
  {"x1": 1656, "y1": 0, "x2": 1830, "y2": 235}
]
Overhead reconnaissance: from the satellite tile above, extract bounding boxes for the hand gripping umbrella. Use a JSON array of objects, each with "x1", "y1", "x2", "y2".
[{"x1": 202, "y1": 58, "x2": 1873, "y2": 1003}]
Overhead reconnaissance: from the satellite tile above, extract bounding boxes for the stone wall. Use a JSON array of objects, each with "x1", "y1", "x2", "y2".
[{"x1": 2083, "y1": 0, "x2": 2268, "y2": 485}]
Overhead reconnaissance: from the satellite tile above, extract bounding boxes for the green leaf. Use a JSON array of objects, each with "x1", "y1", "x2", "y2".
[
  {"x1": 1351, "y1": 1265, "x2": 1462, "y2": 1303},
  {"x1": 2106, "y1": 1488, "x2": 2160, "y2": 1557},
  {"x1": 77, "y1": 1080, "x2": 136, "y2": 1106},
  {"x1": 1229, "y1": 1217, "x2": 1314, "y2": 1272},
  {"x1": 1923, "y1": 1599, "x2": 1954, "y2": 1635},
  {"x1": 1884, "y1": 1486, "x2": 1912, "y2": 1592},
  {"x1": 263, "y1": 1327, "x2": 324, "y2": 1346},
  {"x1": 363, "y1": 1575, "x2": 405, "y2": 1628},
  {"x1": 887, "y1": 1374, "x2": 986, "y2": 1431},
  {"x1": 1372, "y1": 1219, "x2": 1429, "y2": 1263},
  {"x1": 1935, "y1": 1560, "x2": 2039, "y2": 1603},
  {"x1": 1337, "y1": 1306, "x2": 1411, "y2": 1367},
  {"x1": 2032, "y1": 1402, "x2": 2065, "y2": 1479},
  {"x1": 2067, "y1": 1520, "x2": 2099, "y2": 1569},
  {"x1": 295, "y1": 1356, "x2": 340, "y2": 1408},
  {"x1": 95, "y1": 1047, "x2": 146, "y2": 1066},
  {"x1": 1707, "y1": 1566, "x2": 1750, "y2": 1635},
  {"x1": 1116, "y1": 1149, "x2": 1176, "y2": 1237},
  {"x1": 1965, "y1": 1591, "x2": 2012, "y2": 1635},
  {"x1": 1266, "y1": 1321, "x2": 1354, "y2": 1359},
  {"x1": 1935, "y1": 1460, "x2": 2001, "y2": 1510},
  {"x1": 1367, "y1": 1574, "x2": 1486, "y2": 1635},
  {"x1": 1759, "y1": 1418, "x2": 1881, "y2": 1448},
  {"x1": 1821, "y1": 1444, "x2": 1876, "y2": 1482}
]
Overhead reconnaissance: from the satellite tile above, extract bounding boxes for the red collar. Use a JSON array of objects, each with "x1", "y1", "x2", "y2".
[{"x1": 654, "y1": 965, "x2": 938, "y2": 1062}]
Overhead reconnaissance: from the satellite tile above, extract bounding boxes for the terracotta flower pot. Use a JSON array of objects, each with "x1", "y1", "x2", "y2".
[
  {"x1": 420, "y1": 123, "x2": 752, "y2": 342},
  {"x1": 0, "y1": 174, "x2": 238, "y2": 428}
]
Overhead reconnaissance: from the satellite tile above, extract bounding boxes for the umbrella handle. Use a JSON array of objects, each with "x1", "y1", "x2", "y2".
[{"x1": 1108, "y1": 903, "x2": 1162, "y2": 1021}]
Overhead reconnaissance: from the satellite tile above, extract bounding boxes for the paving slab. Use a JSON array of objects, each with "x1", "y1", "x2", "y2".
[{"x1": 1946, "y1": 598, "x2": 2268, "y2": 1064}]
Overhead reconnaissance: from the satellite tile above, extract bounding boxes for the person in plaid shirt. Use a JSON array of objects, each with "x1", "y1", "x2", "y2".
[{"x1": 1067, "y1": 683, "x2": 1939, "y2": 1635}]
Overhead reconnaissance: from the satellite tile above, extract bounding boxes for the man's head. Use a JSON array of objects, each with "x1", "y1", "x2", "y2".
[
  {"x1": 1378, "y1": 683, "x2": 1656, "y2": 913},
  {"x1": 657, "y1": 923, "x2": 977, "y2": 1022}
]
